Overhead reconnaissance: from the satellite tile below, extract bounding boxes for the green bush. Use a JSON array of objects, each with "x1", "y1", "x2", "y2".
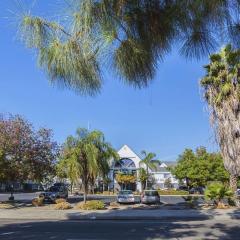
[
  {"x1": 54, "y1": 202, "x2": 72, "y2": 210},
  {"x1": 205, "y1": 182, "x2": 233, "y2": 208},
  {"x1": 77, "y1": 200, "x2": 105, "y2": 210},
  {"x1": 158, "y1": 189, "x2": 189, "y2": 195}
]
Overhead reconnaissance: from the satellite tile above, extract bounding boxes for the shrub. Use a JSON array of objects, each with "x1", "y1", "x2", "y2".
[
  {"x1": 76, "y1": 200, "x2": 105, "y2": 210},
  {"x1": 205, "y1": 182, "x2": 233, "y2": 208},
  {"x1": 32, "y1": 197, "x2": 44, "y2": 207},
  {"x1": 55, "y1": 198, "x2": 66, "y2": 204},
  {"x1": 54, "y1": 202, "x2": 72, "y2": 210}
]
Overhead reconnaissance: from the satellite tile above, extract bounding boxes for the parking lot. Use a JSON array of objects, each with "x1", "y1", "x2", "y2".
[{"x1": 0, "y1": 192, "x2": 203, "y2": 205}]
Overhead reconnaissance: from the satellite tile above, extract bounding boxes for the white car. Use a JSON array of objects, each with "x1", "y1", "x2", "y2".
[{"x1": 117, "y1": 190, "x2": 135, "y2": 203}]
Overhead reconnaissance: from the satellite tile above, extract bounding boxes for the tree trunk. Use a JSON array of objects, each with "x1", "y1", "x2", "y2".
[
  {"x1": 146, "y1": 166, "x2": 149, "y2": 190},
  {"x1": 83, "y1": 183, "x2": 88, "y2": 203},
  {"x1": 229, "y1": 174, "x2": 240, "y2": 207},
  {"x1": 230, "y1": 174, "x2": 238, "y2": 192}
]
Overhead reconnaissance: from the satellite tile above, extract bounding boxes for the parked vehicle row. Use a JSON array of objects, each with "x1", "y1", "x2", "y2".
[{"x1": 117, "y1": 190, "x2": 160, "y2": 204}]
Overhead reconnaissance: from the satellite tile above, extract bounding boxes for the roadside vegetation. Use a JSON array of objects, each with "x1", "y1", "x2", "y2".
[{"x1": 76, "y1": 200, "x2": 105, "y2": 210}]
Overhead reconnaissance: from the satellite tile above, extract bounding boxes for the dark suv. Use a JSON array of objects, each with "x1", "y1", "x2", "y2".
[{"x1": 39, "y1": 183, "x2": 68, "y2": 202}]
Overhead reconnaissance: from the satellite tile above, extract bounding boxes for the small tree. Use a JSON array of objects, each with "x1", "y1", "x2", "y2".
[
  {"x1": 164, "y1": 178, "x2": 173, "y2": 189},
  {"x1": 58, "y1": 128, "x2": 118, "y2": 203},
  {"x1": 205, "y1": 182, "x2": 233, "y2": 208},
  {"x1": 140, "y1": 151, "x2": 157, "y2": 189}
]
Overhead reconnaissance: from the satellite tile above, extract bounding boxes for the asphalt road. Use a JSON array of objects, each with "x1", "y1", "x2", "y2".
[
  {"x1": 0, "y1": 193, "x2": 200, "y2": 205},
  {"x1": 0, "y1": 219, "x2": 239, "y2": 240}
]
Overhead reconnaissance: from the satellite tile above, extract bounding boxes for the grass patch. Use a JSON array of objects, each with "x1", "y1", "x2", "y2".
[{"x1": 158, "y1": 189, "x2": 189, "y2": 195}]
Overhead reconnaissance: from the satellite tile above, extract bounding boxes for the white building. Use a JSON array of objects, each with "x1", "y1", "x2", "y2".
[{"x1": 109, "y1": 145, "x2": 179, "y2": 192}]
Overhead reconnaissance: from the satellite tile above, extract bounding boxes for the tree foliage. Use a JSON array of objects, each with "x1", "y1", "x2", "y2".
[
  {"x1": 205, "y1": 182, "x2": 233, "y2": 208},
  {"x1": 18, "y1": 1, "x2": 240, "y2": 95},
  {"x1": 115, "y1": 173, "x2": 136, "y2": 184},
  {"x1": 172, "y1": 147, "x2": 229, "y2": 187},
  {"x1": 57, "y1": 128, "x2": 118, "y2": 202},
  {"x1": 201, "y1": 45, "x2": 240, "y2": 192},
  {"x1": 0, "y1": 114, "x2": 59, "y2": 184}
]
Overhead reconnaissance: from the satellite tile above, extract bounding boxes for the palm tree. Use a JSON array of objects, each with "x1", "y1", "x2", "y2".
[
  {"x1": 18, "y1": 1, "x2": 240, "y2": 95},
  {"x1": 201, "y1": 45, "x2": 240, "y2": 197},
  {"x1": 58, "y1": 128, "x2": 118, "y2": 203},
  {"x1": 140, "y1": 150, "x2": 157, "y2": 189}
]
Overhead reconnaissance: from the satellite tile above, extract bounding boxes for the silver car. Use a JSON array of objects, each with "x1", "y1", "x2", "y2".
[
  {"x1": 141, "y1": 190, "x2": 160, "y2": 204},
  {"x1": 117, "y1": 190, "x2": 135, "y2": 203}
]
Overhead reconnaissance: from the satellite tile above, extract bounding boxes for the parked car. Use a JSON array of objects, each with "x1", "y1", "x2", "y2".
[
  {"x1": 236, "y1": 189, "x2": 240, "y2": 198},
  {"x1": 178, "y1": 185, "x2": 188, "y2": 191},
  {"x1": 117, "y1": 190, "x2": 135, "y2": 204},
  {"x1": 39, "y1": 184, "x2": 68, "y2": 202},
  {"x1": 189, "y1": 187, "x2": 205, "y2": 194},
  {"x1": 141, "y1": 190, "x2": 160, "y2": 204}
]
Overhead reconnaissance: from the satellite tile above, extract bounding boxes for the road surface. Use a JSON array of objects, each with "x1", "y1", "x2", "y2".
[{"x1": 0, "y1": 219, "x2": 238, "y2": 239}]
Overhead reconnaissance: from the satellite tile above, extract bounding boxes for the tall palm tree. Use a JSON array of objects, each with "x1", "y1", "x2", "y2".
[
  {"x1": 140, "y1": 150, "x2": 157, "y2": 189},
  {"x1": 201, "y1": 45, "x2": 240, "y2": 197},
  {"x1": 18, "y1": 1, "x2": 240, "y2": 95},
  {"x1": 58, "y1": 128, "x2": 118, "y2": 202}
]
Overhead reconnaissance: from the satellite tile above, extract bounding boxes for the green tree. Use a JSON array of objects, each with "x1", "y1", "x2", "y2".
[
  {"x1": 201, "y1": 45, "x2": 240, "y2": 194},
  {"x1": 18, "y1": 1, "x2": 240, "y2": 95},
  {"x1": 164, "y1": 178, "x2": 173, "y2": 189},
  {"x1": 172, "y1": 147, "x2": 229, "y2": 188},
  {"x1": 58, "y1": 128, "x2": 118, "y2": 202},
  {"x1": 140, "y1": 150, "x2": 157, "y2": 189}
]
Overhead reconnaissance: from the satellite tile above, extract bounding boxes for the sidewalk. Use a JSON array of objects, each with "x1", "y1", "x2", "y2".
[{"x1": 0, "y1": 207, "x2": 239, "y2": 221}]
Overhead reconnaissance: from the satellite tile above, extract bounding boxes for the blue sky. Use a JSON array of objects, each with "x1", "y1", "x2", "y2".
[{"x1": 0, "y1": 1, "x2": 217, "y2": 161}]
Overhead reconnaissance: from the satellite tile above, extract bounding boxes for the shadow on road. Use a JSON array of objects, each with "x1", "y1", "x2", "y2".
[{"x1": 0, "y1": 218, "x2": 240, "y2": 240}]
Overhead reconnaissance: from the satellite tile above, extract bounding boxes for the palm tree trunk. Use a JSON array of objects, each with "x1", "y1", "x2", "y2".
[
  {"x1": 229, "y1": 174, "x2": 240, "y2": 207},
  {"x1": 83, "y1": 182, "x2": 88, "y2": 203},
  {"x1": 146, "y1": 166, "x2": 149, "y2": 190},
  {"x1": 230, "y1": 174, "x2": 238, "y2": 192}
]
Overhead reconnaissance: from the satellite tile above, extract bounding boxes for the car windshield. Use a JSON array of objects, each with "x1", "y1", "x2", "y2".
[
  {"x1": 48, "y1": 186, "x2": 60, "y2": 192},
  {"x1": 119, "y1": 190, "x2": 132, "y2": 195},
  {"x1": 144, "y1": 191, "x2": 159, "y2": 196}
]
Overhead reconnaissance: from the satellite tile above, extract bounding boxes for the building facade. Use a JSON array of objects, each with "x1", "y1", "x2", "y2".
[{"x1": 108, "y1": 145, "x2": 179, "y2": 192}]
